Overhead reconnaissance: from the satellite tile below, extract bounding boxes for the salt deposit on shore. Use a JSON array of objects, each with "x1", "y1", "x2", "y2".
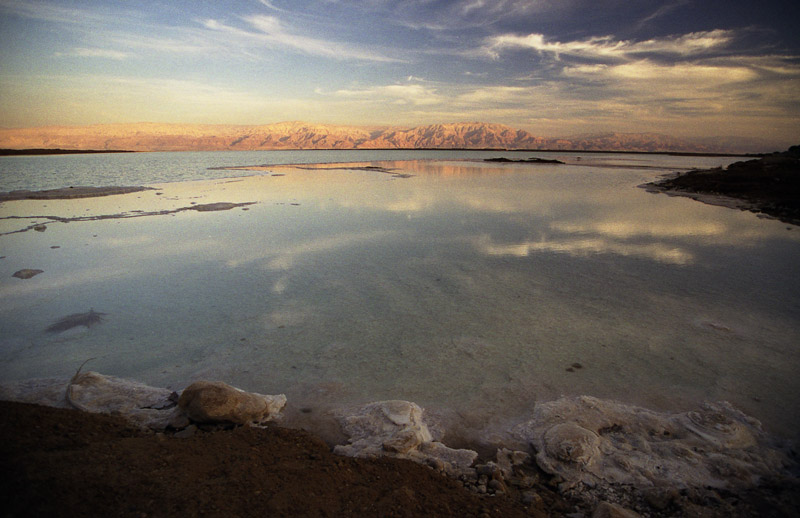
[{"x1": 1, "y1": 371, "x2": 795, "y2": 513}]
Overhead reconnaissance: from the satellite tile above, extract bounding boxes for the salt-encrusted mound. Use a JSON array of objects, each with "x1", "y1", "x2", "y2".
[
  {"x1": 512, "y1": 396, "x2": 791, "y2": 490},
  {"x1": 0, "y1": 372, "x2": 286, "y2": 430},
  {"x1": 178, "y1": 380, "x2": 286, "y2": 425},
  {"x1": 0, "y1": 372, "x2": 180, "y2": 428},
  {"x1": 334, "y1": 400, "x2": 478, "y2": 477}
]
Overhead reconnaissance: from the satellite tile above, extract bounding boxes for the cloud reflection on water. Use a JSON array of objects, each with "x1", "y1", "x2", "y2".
[{"x1": 474, "y1": 234, "x2": 694, "y2": 265}]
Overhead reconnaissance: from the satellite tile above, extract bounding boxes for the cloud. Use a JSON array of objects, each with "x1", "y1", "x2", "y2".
[
  {"x1": 202, "y1": 14, "x2": 400, "y2": 62},
  {"x1": 484, "y1": 30, "x2": 734, "y2": 60},
  {"x1": 0, "y1": 0, "x2": 125, "y2": 25},
  {"x1": 55, "y1": 47, "x2": 130, "y2": 60},
  {"x1": 634, "y1": 0, "x2": 690, "y2": 31},
  {"x1": 563, "y1": 60, "x2": 757, "y2": 83},
  {"x1": 371, "y1": 0, "x2": 550, "y2": 31},
  {"x1": 456, "y1": 86, "x2": 530, "y2": 104},
  {"x1": 334, "y1": 84, "x2": 442, "y2": 106}
]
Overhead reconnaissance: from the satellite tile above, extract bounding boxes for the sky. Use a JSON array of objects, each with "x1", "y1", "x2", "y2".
[{"x1": 0, "y1": 0, "x2": 798, "y2": 144}]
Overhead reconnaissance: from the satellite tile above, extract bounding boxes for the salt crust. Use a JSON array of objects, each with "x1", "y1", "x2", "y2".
[
  {"x1": 1, "y1": 374, "x2": 793, "y2": 493},
  {"x1": 512, "y1": 395, "x2": 791, "y2": 490}
]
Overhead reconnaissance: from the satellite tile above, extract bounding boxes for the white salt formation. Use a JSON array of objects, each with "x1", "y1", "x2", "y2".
[
  {"x1": 334, "y1": 400, "x2": 478, "y2": 477},
  {"x1": 511, "y1": 395, "x2": 791, "y2": 491},
  {"x1": 0, "y1": 372, "x2": 286, "y2": 430}
]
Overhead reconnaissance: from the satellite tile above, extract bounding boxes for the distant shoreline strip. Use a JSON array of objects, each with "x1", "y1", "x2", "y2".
[
  {"x1": 0, "y1": 149, "x2": 136, "y2": 156},
  {"x1": 0, "y1": 147, "x2": 751, "y2": 158}
]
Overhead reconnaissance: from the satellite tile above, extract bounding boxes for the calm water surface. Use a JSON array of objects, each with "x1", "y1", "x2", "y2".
[{"x1": 1, "y1": 151, "x2": 798, "y2": 446}]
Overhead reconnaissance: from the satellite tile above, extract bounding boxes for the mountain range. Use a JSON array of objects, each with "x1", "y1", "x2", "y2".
[{"x1": 0, "y1": 121, "x2": 777, "y2": 154}]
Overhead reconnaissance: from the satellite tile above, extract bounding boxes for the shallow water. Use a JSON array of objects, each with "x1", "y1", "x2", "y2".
[{"x1": 1, "y1": 153, "x2": 798, "y2": 446}]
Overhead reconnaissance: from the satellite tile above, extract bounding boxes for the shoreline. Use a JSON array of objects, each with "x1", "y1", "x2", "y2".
[
  {"x1": 1, "y1": 146, "x2": 752, "y2": 157},
  {"x1": 1, "y1": 372, "x2": 798, "y2": 517},
  {"x1": 641, "y1": 147, "x2": 800, "y2": 226},
  {"x1": 0, "y1": 148, "x2": 136, "y2": 156}
]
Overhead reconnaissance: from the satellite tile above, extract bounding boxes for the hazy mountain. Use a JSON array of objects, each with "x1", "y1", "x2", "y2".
[{"x1": 0, "y1": 121, "x2": 772, "y2": 153}]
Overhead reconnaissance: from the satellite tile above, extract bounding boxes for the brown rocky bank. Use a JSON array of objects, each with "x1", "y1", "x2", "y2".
[
  {"x1": 2, "y1": 400, "x2": 799, "y2": 518},
  {"x1": 644, "y1": 145, "x2": 800, "y2": 225}
]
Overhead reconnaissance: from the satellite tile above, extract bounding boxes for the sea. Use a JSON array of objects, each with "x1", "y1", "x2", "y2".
[{"x1": 1, "y1": 149, "x2": 799, "y2": 447}]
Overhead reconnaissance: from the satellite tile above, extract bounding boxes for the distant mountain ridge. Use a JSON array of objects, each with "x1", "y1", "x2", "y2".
[{"x1": 0, "y1": 121, "x2": 774, "y2": 154}]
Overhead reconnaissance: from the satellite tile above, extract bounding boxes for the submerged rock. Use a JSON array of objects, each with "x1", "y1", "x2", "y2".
[
  {"x1": 512, "y1": 396, "x2": 792, "y2": 491},
  {"x1": 45, "y1": 309, "x2": 106, "y2": 333},
  {"x1": 12, "y1": 268, "x2": 43, "y2": 279},
  {"x1": 334, "y1": 400, "x2": 478, "y2": 477},
  {"x1": 187, "y1": 202, "x2": 253, "y2": 212},
  {"x1": 178, "y1": 380, "x2": 286, "y2": 425}
]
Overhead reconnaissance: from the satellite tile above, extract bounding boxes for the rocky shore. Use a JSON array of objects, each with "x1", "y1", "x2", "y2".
[
  {"x1": 1, "y1": 373, "x2": 798, "y2": 517},
  {"x1": 642, "y1": 146, "x2": 800, "y2": 225}
]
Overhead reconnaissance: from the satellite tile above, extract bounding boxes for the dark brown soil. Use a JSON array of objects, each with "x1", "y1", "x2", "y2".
[
  {"x1": 649, "y1": 146, "x2": 800, "y2": 225},
  {"x1": 2, "y1": 401, "x2": 799, "y2": 517},
  {"x1": 0, "y1": 401, "x2": 562, "y2": 518}
]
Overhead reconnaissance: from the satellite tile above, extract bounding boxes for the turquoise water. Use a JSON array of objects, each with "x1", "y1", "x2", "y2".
[{"x1": 1, "y1": 152, "x2": 798, "y2": 446}]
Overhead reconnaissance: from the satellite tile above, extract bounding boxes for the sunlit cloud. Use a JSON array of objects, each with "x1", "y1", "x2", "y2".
[
  {"x1": 562, "y1": 60, "x2": 757, "y2": 83},
  {"x1": 456, "y1": 86, "x2": 529, "y2": 104},
  {"x1": 334, "y1": 84, "x2": 442, "y2": 106},
  {"x1": 484, "y1": 30, "x2": 734, "y2": 60}
]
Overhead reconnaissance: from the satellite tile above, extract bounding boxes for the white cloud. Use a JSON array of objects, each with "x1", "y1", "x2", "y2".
[
  {"x1": 456, "y1": 86, "x2": 529, "y2": 104},
  {"x1": 55, "y1": 47, "x2": 130, "y2": 60},
  {"x1": 484, "y1": 30, "x2": 734, "y2": 60},
  {"x1": 0, "y1": 0, "x2": 125, "y2": 25},
  {"x1": 563, "y1": 60, "x2": 757, "y2": 83},
  {"x1": 334, "y1": 84, "x2": 442, "y2": 106},
  {"x1": 201, "y1": 14, "x2": 401, "y2": 62}
]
